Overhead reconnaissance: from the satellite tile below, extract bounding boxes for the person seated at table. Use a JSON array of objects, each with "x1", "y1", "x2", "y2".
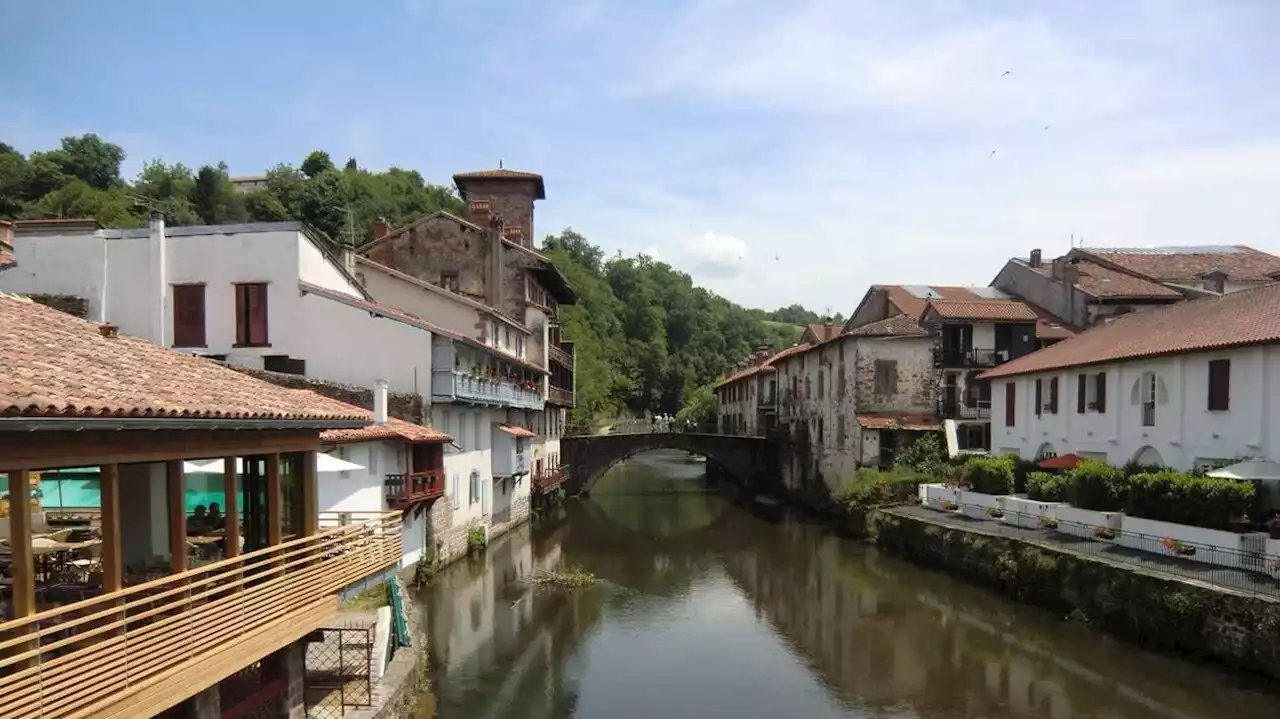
[
  {"x1": 187, "y1": 505, "x2": 209, "y2": 535},
  {"x1": 206, "y1": 503, "x2": 226, "y2": 531}
]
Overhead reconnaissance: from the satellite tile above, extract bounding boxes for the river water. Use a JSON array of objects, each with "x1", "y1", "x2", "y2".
[{"x1": 415, "y1": 450, "x2": 1280, "y2": 719}]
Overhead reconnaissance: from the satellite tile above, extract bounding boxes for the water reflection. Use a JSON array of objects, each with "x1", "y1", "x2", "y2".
[{"x1": 419, "y1": 450, "x2": 1280, "y2": 719}]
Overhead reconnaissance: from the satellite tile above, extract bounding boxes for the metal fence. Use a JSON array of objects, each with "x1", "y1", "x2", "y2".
[
  {"x1": 304, "y1": 625, "x2": 374, "y2": 719},
  {"x1": 565, "y1": 420, "x2": 769, "y2": 438},
  {"x1": 932, "y1": 502, "x2": 1280, "y2": 599}
]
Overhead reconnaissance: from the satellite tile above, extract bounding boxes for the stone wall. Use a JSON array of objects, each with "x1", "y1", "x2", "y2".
[
  {"x1": 852, "y1": 337, "x2": 936, "y2": 413},
  {"x1": 489, "y1": 492, "x2": 531, "y2": 541},
  {"x1": 458, "y1": 177, "x2": 538, "y2": 249},
  {"x1": 24, "y1": 293, "x2": 89, "y2": 318},
  {"x1": 364, "y1": 215, "x2": 491, "y2": 306},
  {"x1": 222, "y1": 364, "x2": 424, "y2": 423},
  {"x1": 871, "y1": 509, "x2": 1280, "y2": 678}
]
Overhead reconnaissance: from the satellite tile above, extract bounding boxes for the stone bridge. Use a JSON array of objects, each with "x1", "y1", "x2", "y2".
[{"x1": 560, "y1": 432, "x2": 781, "y2": 494}]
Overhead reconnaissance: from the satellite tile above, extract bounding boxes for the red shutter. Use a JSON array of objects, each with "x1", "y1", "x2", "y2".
[
  {"x1": 1005, "y1": 382, "x2": 1016, "y2": 427},
  {"x1": 235, "y1": 283, "x2": 269, "y2": 346},
  {"x1": 172, "y1": 284, "x2": 206, "y2": 347},
  {"x1": 1034, "y1": 379, "x2": 1043, "y2": 416},
  {"x1": 1208, "y1": 359, "x2": 1231, "y2": 411},
  {"x1": 1048, "y1": 377, "x2": 1059, "y2": 413},
  {"x1": 1095, "y1": 372, "x2": 1107, "y2": 413},
  {"x1": 1076, "y1": 374, "x2": 1087, "y2": 414}
]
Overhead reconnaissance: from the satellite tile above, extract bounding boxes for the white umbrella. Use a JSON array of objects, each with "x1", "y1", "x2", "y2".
[
  {"x1": 1208, "y1": 461, "x2": 1280, "y2": 480},
  {"x1": 189, "y1": 453, "x2": 365, "y2": 475}
]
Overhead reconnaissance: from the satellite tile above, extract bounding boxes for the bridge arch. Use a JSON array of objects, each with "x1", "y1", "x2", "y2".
[{"x1": 561, "y1": 432, "x2": 781, "y2": 495}]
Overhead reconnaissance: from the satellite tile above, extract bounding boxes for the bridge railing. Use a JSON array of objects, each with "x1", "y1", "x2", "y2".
[{"x1": 564, "y1": 420, "x2": 771, "y2": 439}]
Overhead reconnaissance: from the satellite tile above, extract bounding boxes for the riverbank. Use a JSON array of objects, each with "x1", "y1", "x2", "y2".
[{"x1": 827, "y1": 500, "x2": 1280, "y2": 679}]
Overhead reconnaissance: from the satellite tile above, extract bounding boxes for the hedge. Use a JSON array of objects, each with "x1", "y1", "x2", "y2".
[
  {"x1": 960, "y1": 456, "x2": 1015, "y2": 495},
  {"x1": 1065, "y1": 460, "x2": 1127, "y2": 511},
  {"x1": 1025, "y1": 472, "x2": 1070, "y2": 502},
  {"x1": 836, "y1": 468, "x2": 922, "y2": 509},
  {"x1": 1123, "y1": 470, "x2": 1254, "y2": 530}
]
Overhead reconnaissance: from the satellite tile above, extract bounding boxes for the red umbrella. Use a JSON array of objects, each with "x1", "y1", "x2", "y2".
[{"x1": 1038, "y1": 453, "x2": 1082, "y2": 470}]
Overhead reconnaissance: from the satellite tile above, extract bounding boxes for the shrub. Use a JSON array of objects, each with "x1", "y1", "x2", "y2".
[
  {"x1": 466, "y1": 525, "x2": 488, "y2": 555},
  {"x1": 1125, "y1": 470, "x2": 1254, "y2": 530},
  {"x1": 961, "y1": 456, "x2": 1015, "y2": 495},
  {"x1": 836, "y1": 468, "x2": 920, "y2": 509},
  {"x1": 1066, "y1": 460, "x2": 1126, "y2": 510},
  {"x1": 1011, "y1": 457, "x2": 1040, "y2": 494},
  {"x1": 893, "y1": 432, "x2": 949, "y2": 479},
  {"x1": 1026, "y1": 472, "x2": 1070, "y2": 502}
]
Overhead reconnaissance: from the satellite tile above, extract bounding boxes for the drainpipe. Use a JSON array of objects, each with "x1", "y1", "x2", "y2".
[{"x1": 149, "y1": 213, "x2": 167, "y2": 346}]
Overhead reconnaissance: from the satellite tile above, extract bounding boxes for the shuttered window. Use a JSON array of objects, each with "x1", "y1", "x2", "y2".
[
  {"x1": 172, "y1": 284, "x2": 206, "y2": 347},
  {"x1": 1034, "y1": 379, "x2": 1043, "y2": 416},
  {"x1": 1095, "y1": 372, "x2": 1107, "y2": 413},
  {"x1": 1076, "y1": 374, "x2": 1087, "y2": 414},
  {"x1": 1208, "y1": 359, "x2": 1231, "y2": 411},
  {"x1": 1047, "y1": 377, "x2": 1059, "y2": 414},
  {"x1": 1004, "y1": 382, "x2": 1016, "y2": 427},
  {"x1": 234, "y1": 283, "x2": 269, "y2": 346}
]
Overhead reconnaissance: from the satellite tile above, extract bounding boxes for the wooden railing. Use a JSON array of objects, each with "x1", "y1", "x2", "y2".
[
  {"x1": 548, "y1": 386, "x2": 574, "y2": 406},
  {"x1": 548, "y1": 344, "x2": 574, "y2": 369},
  {"x1": 384, "y1": 470, "x2": 444, "y2": 506},
  {"x1": 0, "y1": 512, "x2": 402, "y2": 719},
  {"x1": 532, "y1": 467, "x2": 567, "y2": 494}
]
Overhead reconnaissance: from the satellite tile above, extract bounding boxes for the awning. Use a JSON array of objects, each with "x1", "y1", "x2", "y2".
[
  {"x1": 1208, "y1": 460, "x2": 1280, "y2": 481},
  {"x1": 189, "y1": 453, "x2": 366, "y2": 474},
  {"x1": 1039, "y1": 453, "x2": 1083, "y2": 470},
  {"x1": 497, "y1": 424, "x2": 537, "y2": 438},
  {"x1": 855, "y1": 414, "x2": 940, "y2": 431}
]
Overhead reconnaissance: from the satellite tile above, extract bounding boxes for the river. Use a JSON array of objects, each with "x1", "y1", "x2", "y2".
[{"x1": 415, "y1": 450, "x2": 1280, "y2": 718}]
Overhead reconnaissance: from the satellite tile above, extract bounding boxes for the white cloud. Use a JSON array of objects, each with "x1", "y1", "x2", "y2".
[{"x1": 681, "y1": 231, "x2": 749, "y2": 279}]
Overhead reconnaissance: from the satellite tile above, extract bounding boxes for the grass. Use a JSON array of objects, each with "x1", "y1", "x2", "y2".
[
  {"x1": 341, "y1": 583, "x2": 388, "y2": 611},
  {"x1": 526, "y1": 566, "x2": 597, "y2": 589}
]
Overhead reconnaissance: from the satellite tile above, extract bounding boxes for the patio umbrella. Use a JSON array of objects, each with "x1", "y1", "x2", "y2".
[
  {"x1": 1038, "y1": 453, "x2": 1082, "y2": 470},
  {"x1": 189, "y1": 453, "x2": 365, "y2": 474}
]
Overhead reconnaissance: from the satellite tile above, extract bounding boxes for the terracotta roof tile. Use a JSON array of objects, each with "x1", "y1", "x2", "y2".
[
  {"x1": 1076, "y1": 246, "x2": 1280, "y2": 283},
  {"x1": 879, "y1": 285, "x2": 994, "y2": 320},
  {"x1": 0, "y1": 293, "x2": 368, "y2": 423},
  {"x1": 497, "y1": 423, "x2": 536, "y2": 438},
  {"x1": 856, "y1": 413, "x2": 940, "y2": 431},
  {"x1": 925, "y1": 299, "x2": 1038, "y2": 322},
  {"x1": 845, "y1": 314, "x2": 929, "y2": 338},
  {"x1": 980, "y1": 283, "x2": 1280, "y2": 379},
  {"x1": 1028, "y1": 260, "x2": 1180, "y2": 299},
  {"x1": 322, "y1": 418, "x2": 451, "y2": 444},
  {"x1": 452, "y1": 169, "x2": 546, "y2": 199},
  {"x1": 714, "y1": 342, "x2": 811, "y2": 389},
  {"x1": 804, "y1": 324, "x2": 843, "y2": 342}
]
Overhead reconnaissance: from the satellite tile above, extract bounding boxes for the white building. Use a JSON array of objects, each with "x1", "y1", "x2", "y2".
[
  {"x1": 982, "y1": 283, "x2": 1280, "y2": 471},
  {"x1": 0, "y1": 216, "x2": 548, "y2": 563}
]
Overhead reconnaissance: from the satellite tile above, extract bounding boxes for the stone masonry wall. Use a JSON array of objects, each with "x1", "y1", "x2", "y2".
[
  {"x1": 871, "y1": 509, "x2": 1280, "y2": 679},
  {"x1": 222, "y1": 365, "x2": 425, "y2": 424},
  {"x1": 458, "y1": 178, "x2": 538, "y2": 248},
  {"x1": 852, "y1": 337, "x2": 936, "y2": 413},
  {"x1": 488, "y1": 492, "x2": 531, "y2": 542},
  {"x1": 428, "y1": 495, "x2": 471, "y2": 566},
  {"x1": 24, "y1": 293, "x2": 89, "y2": 318},
  {"x1": 364, "y1": 216, "x2": 491, "y2": 306}
]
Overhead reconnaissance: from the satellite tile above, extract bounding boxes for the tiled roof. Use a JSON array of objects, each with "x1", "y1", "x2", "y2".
[
  {"x1": 856, "y1": 413, "x2": 940, "y2": 431},
  {"x1": 925, "y1": 299, "x2": 1038, "y2": 322},
  {"x1": 322, "y1": 418, "x2": 451, "y2": 444},
  {"x1": 298, "y1": 282, "x2": 550, "y2": 375},
  {"x1": 497, "y1": 424, "x2": 537, "y2": 438},
  {"x1": 452, "y1": 169, "x2": 546, "y2": 199},
  {"x1": 882, "y1": 285, "x2": 997, "y2": 320},
  {"x1": 804, "y1": 324, "x2": 843, "y2": 342},
  {"x1": 1076, "y1": 246, "x2": 1280, "y2": 282},
  {"x1": 980, "y1": 283, "x2": 1280, "y2": 379},
  {"x1": 713, "y1": 342, "x2": 809, "y2": 389},
  {"x1": 1026, "y1": 259, "x2": 1179, "y2": 299},
  {"x1": 0, "y1": 293, "x2": 368, "y2": 423},
  {"x1": 845, "y1": 314, "x2": 929, "y2": 338}
]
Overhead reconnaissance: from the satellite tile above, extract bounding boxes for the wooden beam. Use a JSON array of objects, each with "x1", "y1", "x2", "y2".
[
  {"x1": 265, "y1": 453, "x2": 281, "y2": 546},
  {"x1": 99, "y1": 464, "x2": 123, "y2": 593},
  {"x1": 7, "y1": 469, "x2": 35, "y2": 619},
  {"x1": 223, "y1": 457, "x2": 240, "y2": 559},
  {"x1": 166, "y1": 461, "x2": 187, "y2": 574},
  {"x1": 0, "y1": 430, "x2": 322, "y2": 472},
  {"x1": 301, "y1": 451, "x2": 318, "y2": 536}
]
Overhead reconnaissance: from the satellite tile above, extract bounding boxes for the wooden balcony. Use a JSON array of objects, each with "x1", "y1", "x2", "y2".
[
  {"x1": 384, "y1": 470, "x2": 444, "y2": 507},
  {"x1": 0, "y1": 511, "x2": 403, "y2": 719},
  {"x1": 532, "y1": 466, "x2": 567, "y2": 494},
  {"x1": 548, "y1": 385, "x2": 574, "y2": 407},
  {"x1": 548, "y1": 344, "x2": 574, "y2": 369}
]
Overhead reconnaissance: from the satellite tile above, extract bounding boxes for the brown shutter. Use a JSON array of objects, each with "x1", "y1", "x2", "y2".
[
  {"x1": 172, "y1": 284, "x2": 206, "y2": 347},
  {"x1": 1095, "y1": 372, "x2": 1107, "y2": 413},
  {"x1": 1005, "y1": 382, "x2": 1016, "y2": 427},
  {"x1": 249, "y1": 284, "x2": 268, "y2": 345},
  {"x1": 1208, "y1": 359, "x2": 1231, "y2": 411},
  {"x1": 235, "y1": 284, "x2": 248, "y2": 345},
  {"x1": 1049, "y1": 377, "x2": 1059, "y2": 413},
  {"x1": 1034, "y1": 379, "x2": 1042, "y2": 416},
  {"x1": 1077, "y1": 374, "x2": 1087, "y2": 414}
]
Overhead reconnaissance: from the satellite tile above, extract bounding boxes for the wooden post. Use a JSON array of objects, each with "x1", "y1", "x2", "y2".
[
  {"x1": 301, "y1": 451, "x2": 318, "y2": 537},
  {"x1": 7, "y1": 469, "x2": 36, "y2": 619},
  {"x1": 266, "y1": 453, "x2": 281, "y2": 546},
  {"x1": 166, "y1": 461, "x2": 187, "y2": 574},
  {"x1": 100, "y1": 464, "x2": 123, "y2": 593},
  {"x1": 223, "y1": 457, "x2": 240, "y2": 559}
]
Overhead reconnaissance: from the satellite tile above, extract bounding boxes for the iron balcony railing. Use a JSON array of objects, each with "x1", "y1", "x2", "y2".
[
  {"x1": 941, "y1": 399, "x2": 991, "y2": 420},
  {"x1": 433, "y1": 371, "x2": 543, "y2": 410},
  {"x1": 934, "y1": 347, "x2": 1009, "y2": 368},
  {"x1": 384, "y1": 470, "x2": 444, "y2": 506},
  {"x1": 0, "y1": 511, "x2": 403, "y2": 719}
]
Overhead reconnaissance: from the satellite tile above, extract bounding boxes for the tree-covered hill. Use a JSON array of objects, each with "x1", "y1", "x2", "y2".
[{"x1": 2, "y1": 135, "x2": 828, "y2": 422}]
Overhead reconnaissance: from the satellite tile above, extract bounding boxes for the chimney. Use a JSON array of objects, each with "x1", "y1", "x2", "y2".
[
  {"x1": 371, "y1": 218, "x2": 391, "y2": 242},
  {"x1": 373, "y1": 379, "x2": 389, "y2": 424},
  {"x1": 1050, "y1": 256, "x2": 1065, "y2": 280},
  {"x1": 149, "y1": 213, "x2": 168, "y2": 346},
  {"x1": 1062, "y1": 262, "x2": 1080, "y2": 287},
  {"x1": 342, "y1": 247, "x2": 356, "y2": 276},
  {"x1": 1029, "y1": 249, "x2": 1042, "y2": 268}
]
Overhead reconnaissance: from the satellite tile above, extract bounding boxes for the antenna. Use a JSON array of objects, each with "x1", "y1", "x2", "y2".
[{"x1": 499, "y1": 159, "x2": 504, "y2": 169}]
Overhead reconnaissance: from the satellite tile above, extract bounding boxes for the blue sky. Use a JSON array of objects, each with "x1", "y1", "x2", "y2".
[{"x1": 4, "y1": 0, "x2": 1280, "y2": 313}]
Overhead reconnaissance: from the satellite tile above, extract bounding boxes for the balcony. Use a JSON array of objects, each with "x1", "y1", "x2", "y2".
[
  {"x1": 942, "y1": 399, "x2": 992, "y2": 420},
  {"x1": 758, "y1": 391, "x2": 777, "y2": 409},
  {"x1": 934, "y1": 347, "x2": 1009, "y2": 368},
  {"x1": 433, "y1": 370, "x2": 543, "y2": 410},
  {"x1": 0, "y1": 511, "x2": 402, "y2": 719},
  {"x1": 548, "y1": 385, "x2": 574, "y2": 407},
  {"x1": 385, "y1": 470, "x2": 444, "y2": 506},
  {"x1": 532, "y1": 466, "x2": 567, "y2": 494},
  {"x1": 1142, "y1": 401, "x2": 1156, "y2": 427},
  {"x1": 548, "y1": 344, "x2": 574, "y2": 369}
]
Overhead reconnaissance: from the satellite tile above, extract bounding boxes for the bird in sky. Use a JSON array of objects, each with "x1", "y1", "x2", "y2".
[
  {"x1": 1001, "y1": 70, "x2": 1011, "y2": 77},
  {"x1": 989, "y1": 150, "x2": 997, "y2": 157},
  {"x1": 1044, "y1": 125, "x2": 1052, "y2": 130}
]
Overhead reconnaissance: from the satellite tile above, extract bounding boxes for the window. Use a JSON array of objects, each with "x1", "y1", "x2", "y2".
[
  {"x1": 517, "y1": 336, "x2": 526, "y2": 359},
  {"x1": 873, "y1": 359, "x2": 898, "y2": 396},
  {"x1": 440, "y1": 271, "x2": 459, "y2": 292},
  {"x1": 1047, "y1": 376, "x2": 1059, "y2": 414},
  {"x1": 451, "y1": 473, "x2": 460, "y2": 509},
  {"x1": 1094, "y1": 372, "x2": 1107, "y2": 413},
  {"x1": 837, "y1": 365, "x2": 846, "y2": 398},
  {"x1": 1076, "y1": 374, "x2": 1087, "y2": 414},
  {"x1": 1005, "y1": 382, "x2": 1016, "y2": 426},
  {"x1": 837, "y1": 416, "x2": 846, "y2": 448},
  {"x1": 1034, "y1": 379, "x2": 1043, "y2": 416},
  {"x1": 172, "y1": 284, "x2": 206, "y2": 347},
  {"x1": 1208, "y1": 359, "x2": 1231, "y2": 411},
  {"x1": 818, "y1": 370, "x2": 825, "y2": 398},
  {"x1": 469, "y1": 470, "x2": 480, "y2": 505},
  {"x1": 816, "y1": 417, "x2": 824, "y2": 445},
  {"x1": 806, "y1": 376, "x2": 812, "y2": 398},
  {"x1": 233, "y1": 283, "x2": 269, "y2": 346}
]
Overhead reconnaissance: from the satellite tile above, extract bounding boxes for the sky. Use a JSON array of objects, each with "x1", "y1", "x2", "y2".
[{"x1": 3, "y1": 0, "x2": 1280, "y2": 314}]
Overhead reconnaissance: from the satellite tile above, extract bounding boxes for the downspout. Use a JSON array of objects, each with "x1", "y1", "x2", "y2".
[{"x1": 98, "y1": 231, "x2": 109, "y2": 324}]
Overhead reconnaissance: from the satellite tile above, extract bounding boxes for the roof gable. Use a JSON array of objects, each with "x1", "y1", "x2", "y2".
[{"x1": 1072, "y1": 246, "x2": 1280, "y2": 283}]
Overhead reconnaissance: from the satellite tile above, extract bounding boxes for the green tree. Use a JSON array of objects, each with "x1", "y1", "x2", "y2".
[
  {"x1": 301, "y1": 150, "x2": 334, "y2": 178},
  {"x1": 57, "y1": 134, "x2": 125, "y2": 190},
  {"x1": 192, "y1": 164, "x2": 247, "y2": 225}
]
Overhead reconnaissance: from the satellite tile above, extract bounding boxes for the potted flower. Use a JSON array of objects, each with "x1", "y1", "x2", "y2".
[
  {"x1": 1093, "y1": 526, "x2": 1117, "y2": 541},
  {"x1": 941, "y1": 500, "x2": 960, "y2": 511},
  {"x1": 1039, "y1": 517, "x2": 1059, "y2": 530},
  {"x1": 1163, "y1": 537, "x2": 1196, "y2": 556},
  {"x1": 986, "y1": 506, "x2": 1004, "y2": 519}
]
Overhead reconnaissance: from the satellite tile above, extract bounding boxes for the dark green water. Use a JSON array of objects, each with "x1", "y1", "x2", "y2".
[{"x1": 415, "y1": 450, "x2": 1280, "y2": 718}]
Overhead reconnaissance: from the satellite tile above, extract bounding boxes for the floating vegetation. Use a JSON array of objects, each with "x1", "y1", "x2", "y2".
[{"x1": 527, "y1": 566, "x2": 597, "y2": 589}]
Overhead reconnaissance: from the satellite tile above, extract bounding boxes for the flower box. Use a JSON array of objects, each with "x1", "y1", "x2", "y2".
[
  {"x1": 919, "y1": 483, "x2": 960, "y2": 512},
  {"x1": 1053, "y1": 505, "x2": 1124, "y2": 540},
  {"x1": 1002, "y1": 496, "x2": 1066, "y2": 529},
  {"x1": 960, "y1": 490, "x2": 1003, "y2": 520},
  {"x1": 1119, "y1": 516, "x2": 1267, "y2": 570}
]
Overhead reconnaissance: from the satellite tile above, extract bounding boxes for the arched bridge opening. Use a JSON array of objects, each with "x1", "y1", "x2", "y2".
[{"x1": 560, "y1": 432, "x2": 781, "y2": 495}]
